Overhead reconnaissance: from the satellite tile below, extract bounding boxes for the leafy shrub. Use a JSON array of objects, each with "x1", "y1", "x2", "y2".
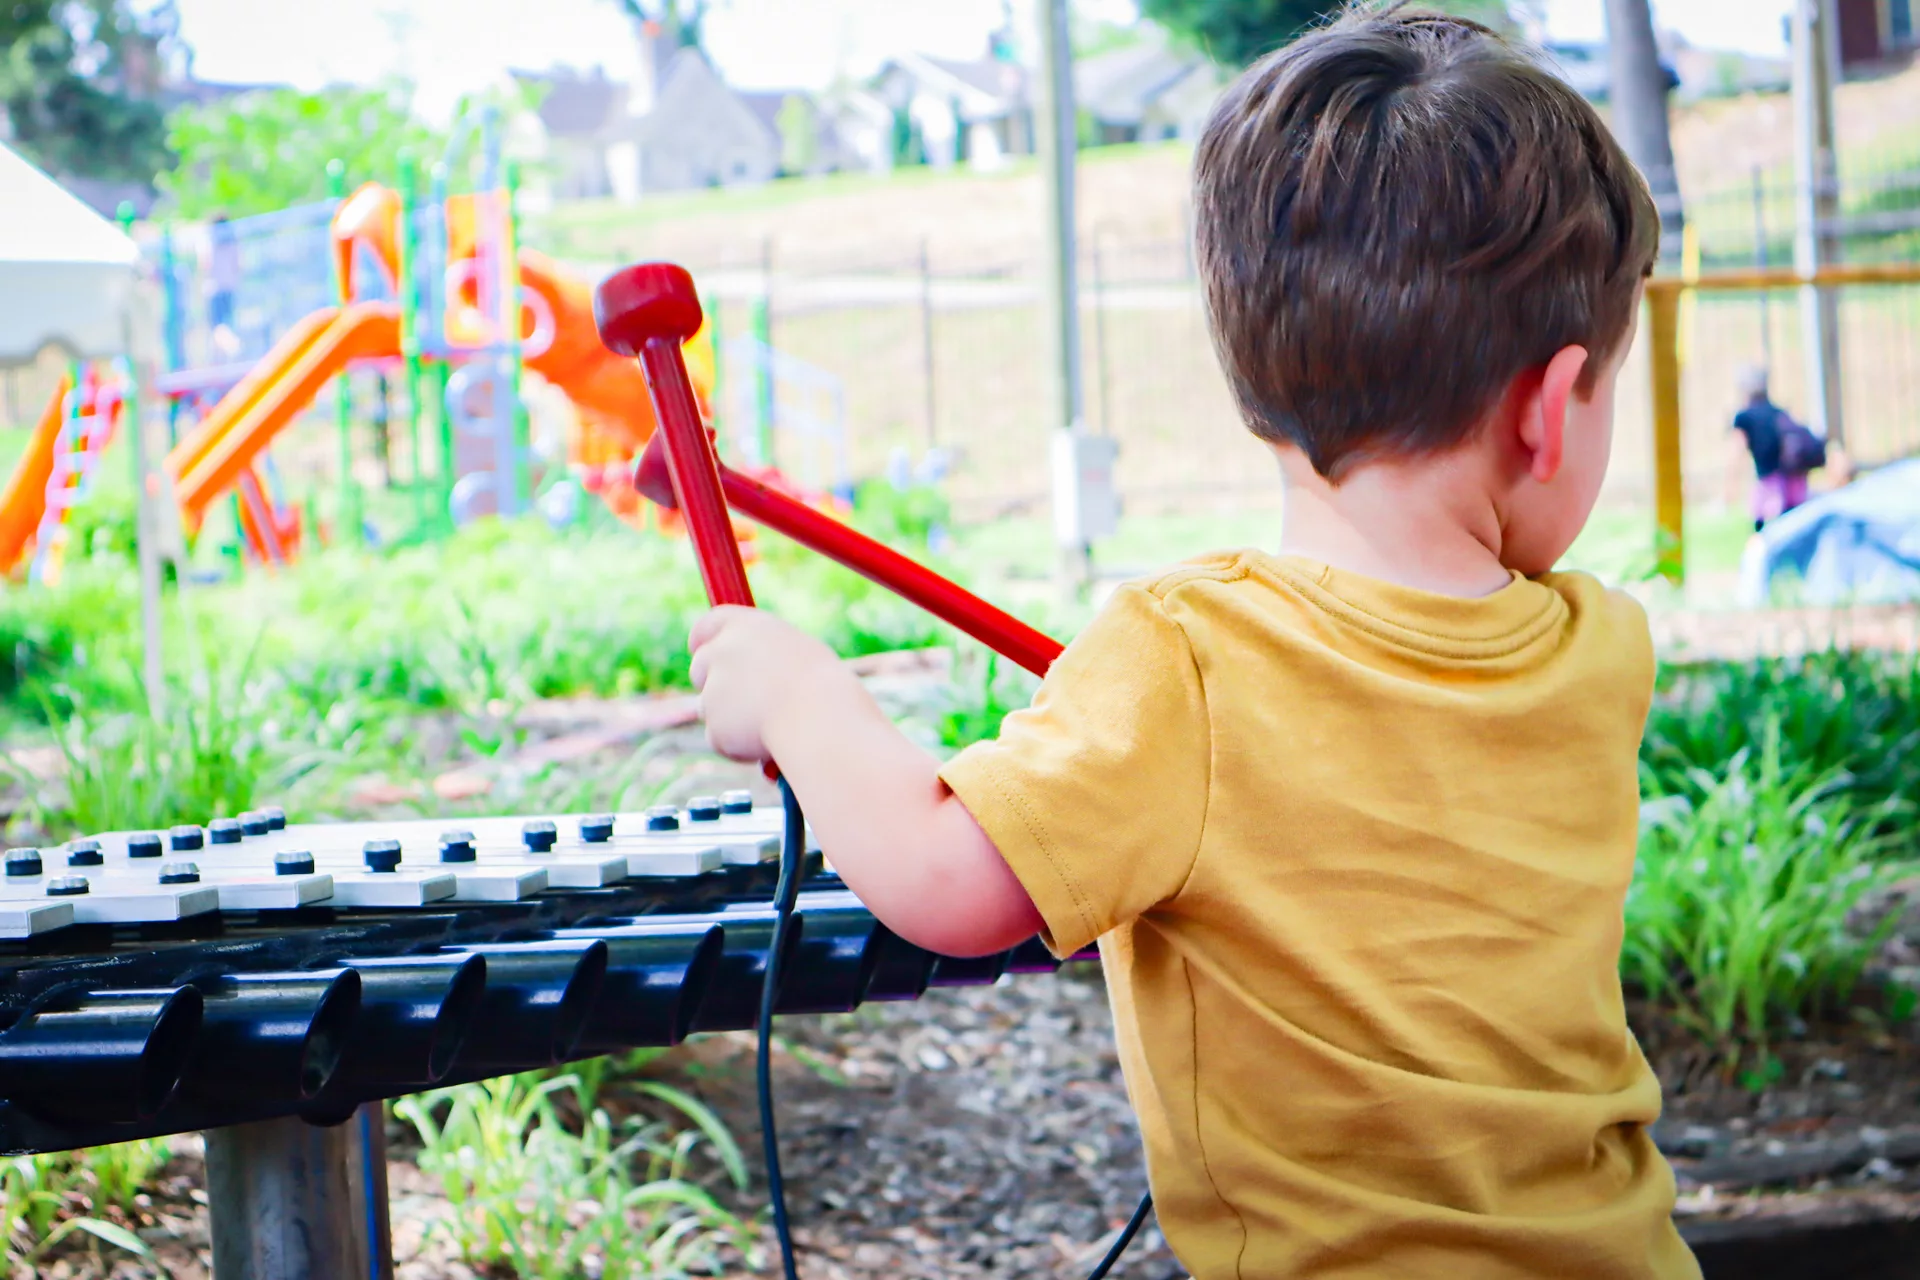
[
  {"x1": 929, "y1": 648, "x2": 1038, "y2": 751},
  {"x1": 0, "y1": 562, "x2": 144, "y2": 720},
  {"x1": 1640, "y1": 650, "x2": 1920, "y2": 848},
  {"x1": 1624, "y1": 720, "x2": 1916, "y2": 1059},
  {"x1": 849, "y1": 479, "x2": 951, "y2": 550}
]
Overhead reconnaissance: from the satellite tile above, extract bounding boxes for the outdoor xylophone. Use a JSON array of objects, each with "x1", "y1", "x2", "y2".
[
  {"x1": 0, "y1": 797, "x2": 1083, "y2": 1274},
  {"x1": 0, "y1": 263, "x2": 1088, "y2": 1279}
]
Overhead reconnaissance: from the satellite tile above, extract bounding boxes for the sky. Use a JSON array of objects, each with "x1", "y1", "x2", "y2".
[{"x1": 171, "y1": 0, "x2": 1794, "y2": 121}]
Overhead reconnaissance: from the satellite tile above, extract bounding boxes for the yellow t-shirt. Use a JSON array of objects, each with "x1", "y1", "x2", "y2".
[{"x1": 940, "y1": 552, "x2": 1699, "y2": 1280}]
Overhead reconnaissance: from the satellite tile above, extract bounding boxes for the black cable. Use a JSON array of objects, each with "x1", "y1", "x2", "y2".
[
  {"x1": 758, "y1": 775, "x2": 805, "y2": 1280},
  {"x1": 757, "y1": 775, "x2": 1149, "y2": 1280},
  {"x1": 1086, "y1": 1192, "x2": 1155, "y2": 1280}
]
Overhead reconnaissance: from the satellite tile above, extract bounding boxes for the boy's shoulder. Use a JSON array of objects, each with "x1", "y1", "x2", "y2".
[
  {"x1": 1128, "y1": 550, "x2": 1263, "y2": 603},
  {"x1": 1109, "y1": 554, "x2": 1652, "y2": 688}
]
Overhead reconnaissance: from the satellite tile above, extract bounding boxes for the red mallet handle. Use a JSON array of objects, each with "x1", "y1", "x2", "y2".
[
  {"x1": 634, "y1": 438, "x2": 1064, "y2": 677},
  {"x1": 594, "y1": 263, "x2": 755, "y2": 609}
]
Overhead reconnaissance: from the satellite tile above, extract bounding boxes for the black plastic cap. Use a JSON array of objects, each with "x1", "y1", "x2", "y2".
[
  {"x1": 240, "y1": 811, "x2": 272, "y2": 836},
  {"x1": 46, "y1": 875, "x2": 89, "y2": 897},
  {"x1": 522, "y1": 819, "x2": 558, "y2": 853},
  {"x1": 644, "y1": 805, "x2": 680, "y2": 832},
  {"x1": 721, "y1": 790, "x2": 754, "y2": 815},
  {"x1": 579, "y1": 814, "x2": 615, "y2": 843},
  {"x1": 66, "y1": 839, "x2": 103, "y2": 867},
  {"x1": 686, "y1": 796, "x2": 722, "y2": 823},
  {"x1": 128, "y1": 832, "x2": 164, "y2": 859},
  {"x1": 208, "y1": 817, "x2": 243, "y2": 845},
  {"x1": 159, "y1": 862, "x2": 201, "y2": 884},
  {"x1": 5, "y1": 848, "x2": 41, "y2": 877},
  {"x1": 439, "y1": 830, "x2": 476, "y2": 863},
  {"x1": 262, "y1": 806, "x2": 287, "y2": 831},
  {"x1": 275, "y1": 851, "x2": 316, "y2": 876},
  {"x1": 169, "y1": 825, "x2": 205, "y2": 852},
  {"x1": 364, "y1": 839, "x2": 403, "y2": 873}
]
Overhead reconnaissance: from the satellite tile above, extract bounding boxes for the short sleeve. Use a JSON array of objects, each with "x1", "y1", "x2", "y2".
[{"x1": 938, "y1": 583, "x2": 1210, "y2": 957}]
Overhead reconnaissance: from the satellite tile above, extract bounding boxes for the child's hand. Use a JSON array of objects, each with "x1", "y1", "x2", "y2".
[{"x1": 688, "y1": 607, "x2": 847, "y2": 762}]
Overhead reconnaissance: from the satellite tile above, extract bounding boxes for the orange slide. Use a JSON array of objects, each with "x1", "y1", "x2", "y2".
[
  {"x1": 165, "y1": 301, "x2": 400, "y2": 535},
  {"x1": 0, "y1": 375, "x2": 74, "y2": 573},
  {"x1": 516, "y1": 247, "x2": 680, "y2": 451},
  {"x1": 333, "y1": 182, "x2": 707, "y2": 454}
]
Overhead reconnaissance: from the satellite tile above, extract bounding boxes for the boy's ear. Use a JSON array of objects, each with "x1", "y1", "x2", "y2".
[{"x1": 1518, "y1": 345, "x2": 1590, "y2": 484}]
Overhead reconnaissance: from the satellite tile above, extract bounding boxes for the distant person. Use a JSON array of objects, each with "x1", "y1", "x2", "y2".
[
  {"x1": 681, "y1": 10, "x2": 1698, "y2": 1279},
  {"x1": 206, "y1": 212, "x2": 242, "y2": 359},
  {"x1": 1732, "y1": 365, "x2": 1824, "y2": 531}
]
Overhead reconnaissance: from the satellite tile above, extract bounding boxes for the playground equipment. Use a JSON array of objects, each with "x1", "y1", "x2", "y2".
[
  {"x1": 108, "y1": 108, "x2": 714, "y2": 570},
  {"x1": 0, "y1": 367, "x2": 127, "y2": 583}
]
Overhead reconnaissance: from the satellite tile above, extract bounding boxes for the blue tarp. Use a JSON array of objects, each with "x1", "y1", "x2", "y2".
[{"x1": 1742, "y1": 458, "x2": 1920, "y2": 605}]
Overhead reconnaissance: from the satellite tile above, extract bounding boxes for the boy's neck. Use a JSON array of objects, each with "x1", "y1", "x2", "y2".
[{"x1": 1274, "y1": 448, "x2": 1516, "y2": 598}]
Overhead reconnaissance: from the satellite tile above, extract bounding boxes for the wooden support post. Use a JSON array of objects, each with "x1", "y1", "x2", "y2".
[
  {"x1": 204, "y1": 1102, "x2": 392, "y2": 1280},
  {"x1": 1646, "y1": 283, "x2": 1685, "y2": 585}
]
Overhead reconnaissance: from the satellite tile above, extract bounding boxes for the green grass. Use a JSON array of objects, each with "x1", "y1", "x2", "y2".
[
  {"x1": 0, "y1": 1137, "x2": 170, "y2": 1270},
  {"x1": 393, "y1": 1068, "x2": 756, "y2": 1278},
  {"x1": 529, "y1": 140, "x2": 1186, "y2": 263}
]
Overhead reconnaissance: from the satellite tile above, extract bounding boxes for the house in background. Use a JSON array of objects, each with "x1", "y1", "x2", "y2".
[
  {"x1": 874, "y1": 41, "x2": 1032, "y2": 170},
  {"x1": 817, "y1": 86, "x2": 896, "y2": 175},
  {"x1": 515, "y1": 67, "x2": 630, "y2": 199},
  {"x1": 1836, "y1": 0, "x2": 1918, "y2": 72},
  {"x1": 626, "y1": 48, "x2": 784, "y2": 191},
  {"x1": 1075, "y1": 27, "x2": 1226, "y2": 145},
  {"x1": 1539, "y1": 40, "x2": 1681, "y2": 101},
  {"x1": 1664, "y1": 34, "x2": 1790, "y2": 100}
]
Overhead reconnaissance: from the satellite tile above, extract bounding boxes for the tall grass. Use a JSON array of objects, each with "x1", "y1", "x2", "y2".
[
  {"x1": 0, "y1": 1137, "x2": 170, "y2": 1268},
  {"x1": 1625, "y1": 721, "x2": 1916, "y2": 1059},
  {"x1": 394, "y1": 1070, "x2": 756, "y2": 1278}
]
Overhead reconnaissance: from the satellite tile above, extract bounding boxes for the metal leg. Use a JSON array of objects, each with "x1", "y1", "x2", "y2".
[{"x1": 204, "y1": 1102, "x2": 393, "y2": 1280}]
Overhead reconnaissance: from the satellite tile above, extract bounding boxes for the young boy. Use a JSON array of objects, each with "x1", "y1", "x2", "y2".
[{"x1": 687, "y1": 9, "x2": 1698, "y2": 1277}]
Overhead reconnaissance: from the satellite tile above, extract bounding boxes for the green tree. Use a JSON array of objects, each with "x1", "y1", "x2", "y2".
[
  {"x1": 0, "y1": 0, "x2": 177, "y2": 183},
  {"x1": 1140, "y1": 0, "x2": 1518, "y2": 67},
  {"x1": 605, "y1": 0, "x2": 709, "y2": 49},
  {"x1": 159, "y1": 83, "x2": 442, "y2": 218},
  {"x1": 774, "y1": 94, "x2": 818, "y2": 176}
]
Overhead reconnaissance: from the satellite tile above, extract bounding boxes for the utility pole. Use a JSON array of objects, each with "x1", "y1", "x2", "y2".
[
  {"x1": 1036, "y1": 0, "x2": 1114, "y2": 596},
  {"x1": 1604, "y1": 0, "x2": 1684, "y2": 258},
  {"x1": 1792, "y1": 0, "x2": 1846, "y2": 447}
]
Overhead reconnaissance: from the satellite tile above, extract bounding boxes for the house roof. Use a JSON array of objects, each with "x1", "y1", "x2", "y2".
[
  {"x1": 737, "y1": 90, "x2": 806, "y2": 142},
  {"x1": 1075, "y1": 31, "x2": 1208, "y2": 127},
  {"x1": 517, "y1": 68, "x2": 629, "y2": 137},
  {"x1": 884, "y1": 51, "x2": 1029, "y2": 116},
  {"x1": 924, "y1": 54, "x2": 1028, "y2": 103}
]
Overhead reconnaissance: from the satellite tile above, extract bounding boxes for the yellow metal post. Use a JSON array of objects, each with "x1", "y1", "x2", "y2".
[{"x1": 1646, "y1": 282, "x2": 1685, "y2": 585}]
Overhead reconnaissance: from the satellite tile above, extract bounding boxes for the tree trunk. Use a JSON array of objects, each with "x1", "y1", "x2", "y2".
[{"x1": 1604, "y1": 0, "x2": 1684, "y2": 257}]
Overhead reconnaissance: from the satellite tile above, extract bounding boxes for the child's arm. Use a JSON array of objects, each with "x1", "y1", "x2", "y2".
[{"x1": 689, "y1": 607, "x2": 1044, "y2": 958}]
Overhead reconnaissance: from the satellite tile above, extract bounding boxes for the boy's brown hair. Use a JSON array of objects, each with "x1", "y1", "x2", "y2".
[{"x1": 1194, "y1": 6, "x2": 1659, "y2": 480}]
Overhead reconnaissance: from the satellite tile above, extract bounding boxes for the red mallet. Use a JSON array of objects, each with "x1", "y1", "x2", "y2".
[
  {"x1": 594, "y1": 263, "x2": 754, "y2": 609},
  {"x1": 633, "y1": 436, "x2": 1062, "y2": 678}
]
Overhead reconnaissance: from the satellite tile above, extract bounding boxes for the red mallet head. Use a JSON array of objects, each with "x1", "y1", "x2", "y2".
[{"x1": 592, "y1": 262, "x2": 704, "y2": 357}]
